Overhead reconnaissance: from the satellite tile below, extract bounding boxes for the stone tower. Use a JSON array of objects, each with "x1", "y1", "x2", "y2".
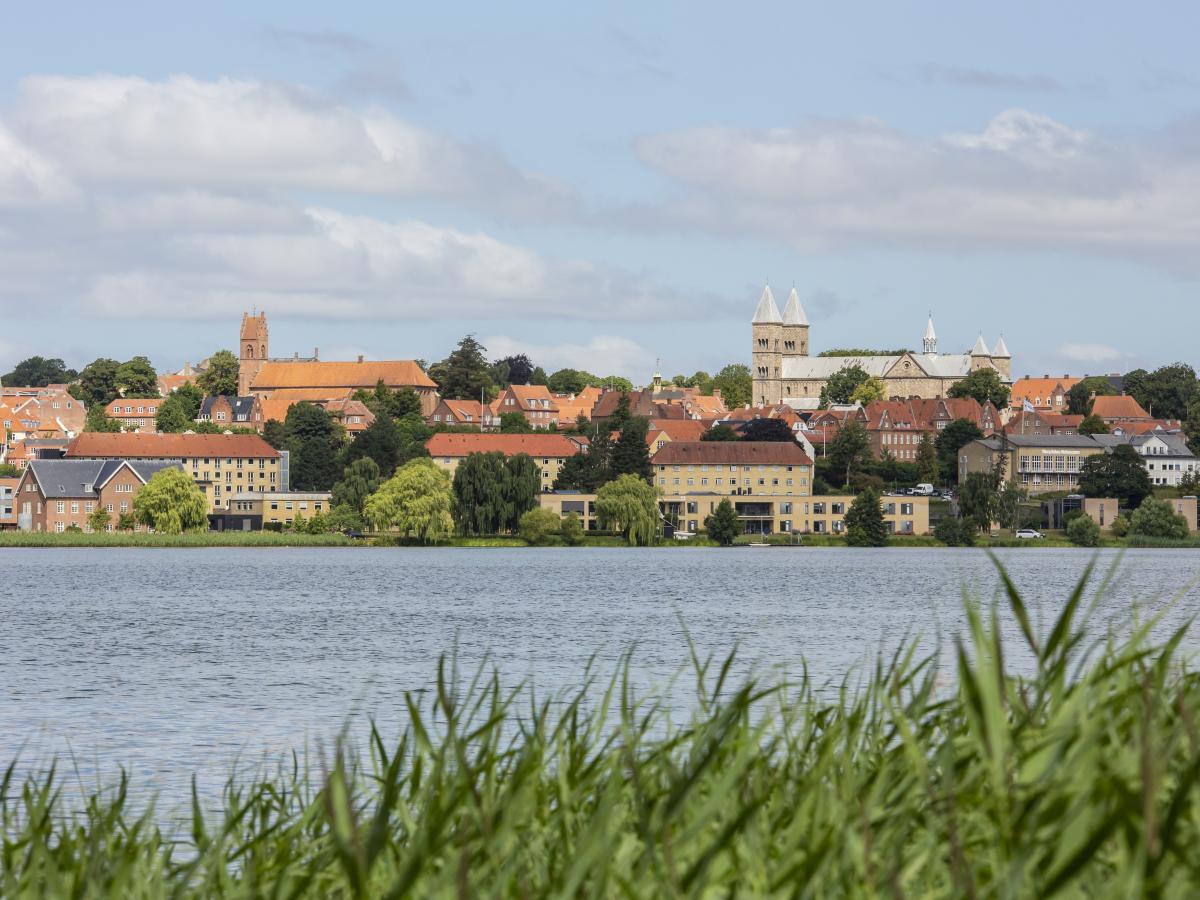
[
  {"x1": 751, "y1": 285, "x2": 783, "y2": 406},
  {"x1": 781, "y1": 287, "x2": 809, "y2": 357},
  {"x1": 238, "y1": 312, "x2": 269, "y2": 395},
  {"x1": 969, "y1": 334, "x2": 992, "y2": 373},
  {"x1": 991, "y1": 336, "x2": 1012, "y2": 381}
]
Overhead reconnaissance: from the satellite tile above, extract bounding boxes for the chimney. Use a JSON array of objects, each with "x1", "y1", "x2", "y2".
[
  {"x1": 314, "y1": 348, "x2": 319, "y2": 360},
  {"x1": 357, "y1": 355, "x2": 364, "y2": 363}
]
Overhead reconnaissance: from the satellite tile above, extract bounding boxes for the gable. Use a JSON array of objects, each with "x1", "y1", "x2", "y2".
[{"x1": 883, "y1": 353, "x2": 931, "y2": 379}]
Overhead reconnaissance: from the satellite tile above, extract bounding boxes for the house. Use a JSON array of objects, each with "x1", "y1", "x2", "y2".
[
  {"x1": 958, "y1": 434, "x2": 1107, "y2": 494},
  {"x1": 425, "y1": 433, "x2": 586, "y2": 493},
  {"x1": 1002, "y1": 410, "x2": 1085, "y2": 436},
  {"x1": 1090, "y1": 395, "x2": 1153, "y2": 424},
  {"x1": 1009, "y1": 376, "x2": 1080, "y2": 413},
  {"x1": 428, "y1": 398, "x2": 487, "y2": 428},
  {"x1": 157, "y1": 363, "x2": 200, "y2": 396},
  {"x1": 1093, "y1": 433, "x2": 1199, "y2": 487},
  {"x1": 646, "y1": 419, "x2": 711, "y2": 454},
  {"x1": 553, "y1": 386, "x2": 604, "y2": 425},
  {"x1": 197, "y1": 395, "x2": 265, "y2": 431},
  {"x1": 0, "y1": 475, "x2": 18, "y2": 529},
  {"x1": 863, "y1": 397, "x2": 1000, "y2": 461},
  {"x1": 493, "y1": 384, "x2": 561, "y2": 428},
  {"x1": 1, "y1": 388, "x2": 86, "y2": 456},
  {"x1": 651, "y1": 440, "x2": 929, "y2": 536},
  {"x1": 211, "y1": 491, "x2": 333, "y2": 531},
  {"x1": 13, "y1": 458, "x2": 183, "y2": 532},
  {"x1": 65, "y1": 432, "x2": 283, "y2": 511},
  {"x1": 105, "y1": 398, "x2": 163, "y2": 433},
  {"x1": 322, "y1": 398, "x2": 375, "y2": 435}
]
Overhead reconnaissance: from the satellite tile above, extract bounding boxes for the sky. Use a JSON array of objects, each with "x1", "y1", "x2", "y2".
[{"x1": 1, "y1": 1, "x2": 1198, "y2": 383}]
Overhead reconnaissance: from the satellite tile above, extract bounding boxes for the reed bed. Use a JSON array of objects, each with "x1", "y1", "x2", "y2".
[
  {"x1": 4, "y1": 559, "x2": 1200, "y2": 896},
  {"x1": 0, "y1": 531, "x2": 353, "y2": 548}
]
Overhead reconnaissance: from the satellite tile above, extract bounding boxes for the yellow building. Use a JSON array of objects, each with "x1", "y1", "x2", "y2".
[
  {"x1": 216, "y1": 492, "x2": 333, "y2": 530},
  {"x1": 425, "y1": 433, "x2": 586, "y2": 493},
  {"x1": 958, "y1": 434, "x2": 1106, "y2": 495}
]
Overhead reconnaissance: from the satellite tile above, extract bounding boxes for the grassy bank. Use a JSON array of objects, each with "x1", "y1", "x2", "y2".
[
  {"x1": 5, "y1": 561, "x2": 1200, "y2": 895},
  {"x1": 0, "y1": 531, "x2": 354, "y2": 548}
]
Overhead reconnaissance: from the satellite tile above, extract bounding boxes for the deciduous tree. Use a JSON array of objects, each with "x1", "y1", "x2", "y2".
[
  {"x1": 1, "y1": 356, "x2": 77, "y2": 387},
  {"x1": 1067, "y1": 376, "x2": 1116, "y2": 415},
  {"x1": 343, "y1": 414, "x2": 401, "y2": 477},
  {"x1": 364, "y1": 458, "x2": 454, "y2": 542},
  {"x1": 285, "y1": 403, "x2": 343, "y2": 491},
  {"x1": 197, "y1": 350, "x2": 240, "y2": 396},
  {"x1": 115, "y1": 356, "x2": 159, "y2": 398},
  {"x1": 133, "y1": 468, "x2": 208, "y2": 533},
  {"x1": 155, "y1": 383, "x2": 203, "y2": 433},
  {"x1": 827, "y1": 420, "x2": 871, "y2": 487},
  {"x1": 429, "y1": 336, "x2": 496, "y2": 401},
  {"x1": 1079, "y1": 444, "x2": 1152, "y2": 509},
  {"x1": 1078, "y1": 414, "x2": 1109, "y2": 435},
  {"x1": 849, "y1": 376, "x2": 888, "y2": 406},
  {"x1": 819, "y1": 364, "x2": 870, "y2": 408},
  {"x1": 1128, "y1": 496, "x2": 1189, "y2": 540},
  {"x1": 332, "y1": 457, "x2": 381, "y2": 515},
  {"x1": 738, "y1": 418, "x2": 794, "y2": 442},
  {"x1": 958, "y1": 471, "x2": 999, "y2": 533},
  {"x1": 948, "y1": 368, "x2": 1010, "y2": 409},
  {"x1": 611, "y1": 417, "x2": 653, "y2": 482},
  {"x1": 519, "y1": 508, "x2": 562, "y2": 545},
  {"x1": 712, "y1": 364, "x2": 752, "y2": 409},
  {"x1": 74, "y1": 358, "x2": 121, "y2": 406},
  {"x1": 704, "y1": 498, "x2": 740, "y2": 546},
  {"x1": 596, "y1": 474, "x2": 659, "y2": 546},
  {"x1": 934, "y1": 419, "x2": 984, "y2": 484},
  {"x1": 701, "y1": 425, "x2": 740, "y2": 442}
]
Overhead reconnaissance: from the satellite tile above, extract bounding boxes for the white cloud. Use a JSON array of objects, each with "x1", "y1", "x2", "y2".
[
  {"x1": 633, "y1": 109, "x2": 1200, "y2": 266},
  {"x1": 0, "y1": 122, "x2": 75, "y2": 207},
  {"x1": 1056, "y1": 342, "x2": 1129, "y2": 365},
  {"x1": 482, "y1": 334, "x2": 653, "y2": 378}
]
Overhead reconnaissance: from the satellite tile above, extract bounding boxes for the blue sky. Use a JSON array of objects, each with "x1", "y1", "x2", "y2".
[{"x1": 1, "y1": 1, "x2": 1197, "y2": 382}]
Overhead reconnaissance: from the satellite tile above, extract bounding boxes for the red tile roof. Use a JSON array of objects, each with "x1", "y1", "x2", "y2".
[
  {"x1": 426, "y1": 433, "x2": 585, "y2": 458},
  {"x1": 652, "y1": 441, "x2": 812, "y2": 466},
  {"x1": 67, "y1": 432, "x2": 280, "y2": 459},
  {"x1": 251, "y1": 360, "x2": 436, "y2": 391},
  {"x1": 1091, "y1": 395, "x2": 1151, "y2": 420}
]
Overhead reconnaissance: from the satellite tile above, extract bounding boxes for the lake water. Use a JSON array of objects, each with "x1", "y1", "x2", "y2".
[{"x1": 3, "y1": 547, "x2": 1200, "y2": 805}]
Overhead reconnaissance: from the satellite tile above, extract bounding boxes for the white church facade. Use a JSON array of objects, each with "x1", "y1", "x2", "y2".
[{"x1": 750, "y1": 285, "x2": 1012, "y2": 408}]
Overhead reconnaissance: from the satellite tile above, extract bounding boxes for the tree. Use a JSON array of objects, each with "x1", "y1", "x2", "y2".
[
  {"x1": 74, "y1": 358, "x2": 121, "y2": 406},
  {"x1": 684, "y1": 371, "x2": 714, "y2": 394},
  {"x1": 197, "y1": 350, "x2": 240, "y2": 396},
  {"x1": 844, "y1": 489, "x2": 888, "y2": 546},
  {"x1": 84, "y1": 404, "x2": 123, "y2": 433},
  {"x1": 364, "y1": 458, "x2": 454, "y2": 542},
  {"x1": 1078, "y1": 414, "x2": 1109, "y2": 435},
  {"x1": 947, "y1": 368, "x2": 1010, "y2": 409},
  {"x1": 156, "y1": 383, "x2": 203, "y2": 433},
  {"x1": 611, "y1": 417, "x2": 653, "y2": 482},
  {"x1": 87, "y1": 505, "x2": 111, "y2": 533},
  {"x1": 504, "y1": 454, "x2": 542, "y2": 531},
  {"x1": 1079, "y1": 444, "x2": 1152, "y2": 509},
  {"x1": 492, "y1": 354, "x2": 535, "y2": 387},
  {"x1": 133, "y1": 468, "x2": 208, "y2": 533},
  {"x1": 115, "y1": 356, "x2": 159, "y2": 398},
  {"x1": 499, "y1": 411, "x2": 534, "y2": 433},
  {"x1": 117, "y1": 512, "x2": 137, "y2": 532},
  {"x1": 1067, "y1": 515, "x2": 1101, "y2": 547},
  {"x1": 395, "y1": 414, "x2": 434, "y2": 467},
  {"x1": 529, "y1": 367, "x2": 548, "y2": 386},
  {"x1": 1129, "y1": 363, "x2": 1198, "y2": 421},
  {"x1": 1184, "y1": 401, "x2": 1200, "y2": 456},
  {"x1": 1128, "y1": 496, "x2": 1189, "y2": 540},
  {"x1": 429, "y1": 336, "x2": 496, "y2": 401},
  {"x1": 712, "y1": 364, "x2": 752, "y2": 409},
  {"x1": 915, "y1": 434, "x2": 939, "y2": 485},
  {"x1": 607, "y1": 394, "x2": 633, "y2": 432},
  {"x1": 560, "y1": 513, "x2": 584, "y2": 546},
  {"x1": 704, "y1": 498, "x2": 740, "y2": 546},
  {"x1": 343, "y1": 414, "x2": 401, "y2": 477},
  {"x1": 285, "y1": 403, "x2": 343, "y2": 491},
  {"x1": 827, "y1": 420, "x2": 871, "y2": 487},
  {"x1": 453, "y1": 451, "x2": 510, "y2": 535},
  {"x1": 849, "y1": 376, "x2": 888, "y2": 406},
  {"x1": 1, "y1": 356, "x2": 77, "y2": 387},
  {"x1": 554, "y1": 426, "x2": 612, "y2": 492},
  {"x1": 819, "y1": 364, "x2": 870, "y2": 408},
  {"x1": 519, "y1": 508, "x2": 563, "y2": 546},
  {"x1": 996, "y1": 481, "x2": 1027, "y2": 531},
  {"x1": 935, "y1": 419, "x2": 984, "y2": 485},
  {"x1": 958, "y1": 471, "x2": 999, "y2": 533},
  {"x1": 738, "y1": 418, "x2": 794, "y2": 442},
  {"x1": 332, "y1": 458, "x2": 381, "y2": 515},
  {"x1": 353, "y1": 381, "x2": 423, "y2": 420},
  {"x1": 0, "y1": 463, "x2": 18, "y2": 477},
  {"x1": 262, "y1": 419, "x2": 286, "y2": 450},
  {"x1": 547, "y1": 368, "x2": 593, "y2": 394},
  {"x1": 1067, "y1": 376, "x2": 1116, "y2": 415},
  {"x1": 702, "y1": 425, "x2": 741, "y2": 442},
  {"x1": 595, "y1": 474, "x2": 659, "y2": 546},
  {"x1": 599, "y1": 375, "x2": 634, "y2": 392},
  {"x1": 934, "y1": 517, "x2": 974, "y2": 546}
]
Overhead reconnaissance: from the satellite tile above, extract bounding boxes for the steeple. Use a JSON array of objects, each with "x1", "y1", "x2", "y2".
[
  {"x1": 782, "y1": 287, "x2": 808, "y2": 326},
  {"x1": 751, "y1": 285, "x2": 782, "y2": 324},
  {"x1": 922, "y1": 314, "x2": 937, "y2": 354},
  {"x1": 991, "y1": 335, "x2": 1010, "y2": 358},
  {"x1": 971, "y1": 334, "x2": 989, "y2": 356}
]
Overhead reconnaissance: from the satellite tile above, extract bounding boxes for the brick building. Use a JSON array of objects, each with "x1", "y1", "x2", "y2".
[{"x1": 14, "y1": 459, "x2": 182, "y2": 532}]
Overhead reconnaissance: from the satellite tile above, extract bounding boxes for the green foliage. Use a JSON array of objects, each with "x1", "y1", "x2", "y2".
[
  {"x1": 596, "y1": 474, "x2": 659, "y2": 545},
  {"x1": 528, "y1": 366, "x2": 548, "y2": 386},
  {"x1": 74, "y1": 358, "x2": 120, "y2": 406},
  {"x1": 818, "y1": 348, "x2": 911, "y2": 357},
  {"x1": 1078, "y1": 414, "x2": 1109, "y2": 435},
  {"x1": 738, "y1": 418, "x2": 794, "y2": 442},
  {"x1": 116, "y1": 512, "x2": 137, "y2": 531},
  {"x1": 491, "y1": 354, "x2": 535, "y2": 387},
  {"x1": 704, "y1": 498, "x2": 741, "y2": 546},
  {"x1": 560, "y1": 512, "x2": 584, "y2": 546},
  {"x1": 1125, "y1": 363, "x2": 1198, "y2": 421},
  {"x1": 545, "y1": 368, "x2": 594, "y2": 394},
  {"x1": 353, "y1": 381, "x2": 423, "y2": 420},
  {"x1": 826, "y1": 420, "x2": 871, "y2": 487},
  {"x1": 498, "y1": 411, "x2": 534, "y2": 433},
  {"x1": 849, "y1": 376, "x2": 887, "y2": 406},
  {"x1": 332, "y1": 458, "x2": 381, "y2": 515},
  {"x1": 197, "y1": 349, "x2": 240, "y2": 396},
  {"x1": 155, "y1": 382, "x2": 203, "y2": 433},
  {"x1": 933, "y1": 516, "x2": 974, "y2": 546},
  {"x1": 1079, "y1": 444, "x2": 1152, "y2": 509},
  {"x1": 599, "y1": 375, "x2": 634, "y2": 392},
  {"x1": 915, "y1": 433, "x2": 939, "y2": 485},
  {"x1": 1, "y1": 355, "x2": 77, "y2": 387},
  {"x1": 1128, "y1": 496, "x2": 1189, "y2": 539},
  {"x1": 947, "y1": 367, "x2": 1010, "y2": 408},
  {"x1": 554, "y1": 424, "x2": 612, "y2": 492},
  {"x1": 712, "y1": 363, "x2": 752, "y2": 409},
  {"x1": 701, "y1": 424, "x2": 740, "y2": 442},
  {"x1": 0, "y1": 463, "x2": 18, "y2": 477},
  {"x1": 672, "y1": 371, "x2": 714, "y2": 393},
  {"x1": 1110, "y1": 514, "x2": 1129, "y2": 537},
  {"x1": 518, "y1": 507, "x2": 563, "y2": 545},
  {"x1": 394, "y1": 413, "x2": 434, "y2": 467},
  {"x1": 451, "y1": 452, "x2": 539, "y2": 535},
  {"x1": 935, "y1": 418, "x2": 984, "y2": 484},
  {"x1": 115, "y1": 356, "x2": 159, "y2": 398},
  {"x1": 995, "y1": 480, "x2": 1027, "y2": 530},
  {"x1": 262, "y1": 418, "x2": 286, "y2": 450},
  {"x1": 844, "y1": 488, "x2": 888, "y2": 546},
  {"x1": 428, "y1": 335, "x2": 496, "y2": 401},
  {"x1": 343, "y1": 414, "x2": 401, "y2": 477},
  {"x1": 610, "y1": 417, "x2": 653, "y2": 482},
  {"x1": 819, "y1": 364, "x2": 870, "y2": 408},
  {"x1": 87, "y1": 505, "x2": 111, "y2": 533},
  {"x1": 958, "y1": 471, "x2": 999, "y2": 532},
  {"x1": 364, "y1": 457, "x2": 454, "y2": 542},
  {"x1": 1067, "y1": 376, "x2": 1116, "y2": 415},
  {"x1": 84, "y1": 404, "x2": 123, "y2": 433},
  {"x1": 132, "y1": 468, "x2": 208, "y2": 533},
  {"x1": 285, "y1": 403, "x2": 343, "y2": 491},
  {"x1": 1066, "y1": 514, "x2": 1101, "y2": 547}
]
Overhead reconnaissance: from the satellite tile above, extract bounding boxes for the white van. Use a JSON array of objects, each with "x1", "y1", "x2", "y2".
[{"x1": 913, "y1": 483, "x2": 936, "y2": 496}]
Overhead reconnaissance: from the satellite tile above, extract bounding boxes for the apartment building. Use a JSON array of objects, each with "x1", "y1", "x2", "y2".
[
  {"x1": 0, "y1": 476, "x2": 17, "y2": 529},
  {"x1": 426, "y1": 433, "x2": 586, "y2": 492},
  {"x1": 493, "y1": 385, "x2": 561, "y2": 428},
  {"x1": 1093, "y1": 433, "x2": 1199, "y2": 487},
  {"x1": 13, "y1": 458, "x2": 182, "y2": 532},
  {"x1": 104, "y1": 398, "x2": 162, "y2": 433},
  {"x1": 1009, "y1": 376, "x2": 1080, "y2": 413},
  {"x1": 865, "y1": 397, "x2": 1000, "y2": 461},
  {"x1": 958, "y1": 434, "x2": 1106, "y2": 494},
  {"x1": 65, "y1": 432, "x2": 283, "y2": 511},
  {"x1": 197, "y1": 395, "x2": 265, "y2": 431},
  {"x1": 211, "y1": 491, "x2": 333, "y2": 531}
]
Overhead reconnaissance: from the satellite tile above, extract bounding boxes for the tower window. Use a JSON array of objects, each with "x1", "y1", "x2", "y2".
[{"x1": 245, "y1": 345, "x2": 254, "y2": 358}]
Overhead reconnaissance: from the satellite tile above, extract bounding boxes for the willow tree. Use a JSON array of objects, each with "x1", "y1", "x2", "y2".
[
  {"x1": 365, "y1": 458, "x2": 453, "y2": 543},
  {"x1": 133, "y1": 468, "x2": 208, "y2": 533},
  {"x1": 596, "y1": 474, "x2": 659, "y2": 546},
  {"x1": 452, "y1": 451, "x2": 510, "y2": 535}
]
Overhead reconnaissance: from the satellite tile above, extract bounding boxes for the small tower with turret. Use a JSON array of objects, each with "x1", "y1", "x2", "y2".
[
  {"x1": 751, "y1": 285, "x2": 783, "y2": 406},
  {"x1": 969, "y1": 334, "x2": 992, "y2": 372},
  {"x1": 782, "y1": 287, "x2": 809, "y2": 358},
  {"x1": 238, "y1": 312, "x2": 269, "y2": 395},
  {"x1": 991, "y1": 336, "x2": 1011, "y2": 381},
  {"x1": 922, "y1": 315, "x2": 938, "y2": 355}
]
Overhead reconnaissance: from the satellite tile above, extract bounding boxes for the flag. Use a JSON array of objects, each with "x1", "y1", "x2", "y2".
[{"x1": 1023, "y1": 399, "x2": 1035, "y2": 413}]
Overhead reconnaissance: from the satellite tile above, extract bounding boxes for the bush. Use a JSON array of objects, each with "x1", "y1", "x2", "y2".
[
  {"x1": 1128, "y1": 496, "x2": 1189, "y2": 540},
  {"x1": 703, "y1": 498, "x2": 740, "y2": 547},
  {"x1": 559, "y1": 513, "x2": 584, "y2": 546},
  {"x1": 519, "y1": 508, "x2": 564, "y2": 546},
  {"x1": 1110, "y1": 515, "x2": 1129, "y2": 537},
  {"x1": 1066, "y1": 515, "x2": 1101, "y2": 547},
  {"x1": 934, "y1": 517, "x2": 974, "y2": 547}
]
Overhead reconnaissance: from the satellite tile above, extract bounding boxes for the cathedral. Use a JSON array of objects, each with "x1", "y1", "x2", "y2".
[{"x1": 750, "y1": 285, "x2": 1011, "y2": 408}]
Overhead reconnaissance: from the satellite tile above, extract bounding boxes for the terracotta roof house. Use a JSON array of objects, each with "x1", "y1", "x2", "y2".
[
  {"x1": 426, "y1": 432, "x2": 587, "y2": 493},
  {"x1": 1010, "y1": 377, "x2": 1080, "y2": 412},
  {"x1": 493, "y1": 385, "x2": 561, "y2": 428},
  {"x1": 1090, "y1": 395, "x2": 1153, "y2": 423},
  {"x1": 14, "y1": 458, "x2": 183, "y2": 533},
  {"x1": 1003, "y1": 410, "x2": 1085, "y2": 436},
  {"x1": 428, "y1": 398, "x2": 487, "y2": 427},
  {"x1": 105, "y1": 398, "x2": 163, "y2": 433},
  {"x1": 652, "y1": 440, "x2": 813, "y2": 468},
  {"x1": 322, "y1": 398, "x2": 375, "y2": 434},
  {"x1": 646, "y1": 419, "x2": 710, "y2": 453},
  {"x1": 197, "y1": 395, "x2": 265, "y2": 431},
  {"x1": 553, "y1": 386, "x2": 603, "y2": 424}
]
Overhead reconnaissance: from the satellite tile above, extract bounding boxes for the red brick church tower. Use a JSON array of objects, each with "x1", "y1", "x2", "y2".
[{"x1": 238, "y1": 312, "x2": 269, "y2": 395}]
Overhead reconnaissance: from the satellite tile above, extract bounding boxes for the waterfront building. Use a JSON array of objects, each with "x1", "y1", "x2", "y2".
[
  {"x1": 211, "y1": 491, "x2": 333, "y2": 531},
  {"x1": 958, "y1": 434, "x2": 1106, "y2": 494},
  {"x1": 750, "y1": 284, "x2": 1011, "y2": 408},
  {"x1": 65, "y1": 432, "x2": 283, "y2": 511},
  {"x1": 1093, "y1": 433, "x2": 1199, "y2": 487},
  {"x1": 13, "y1": 458, "x2": 182, "y2": 532},
  {"x1": 426, "y1": 432, "x2": 587, "y2": 492},
  {"x1": 0, "y1": 475, "x2": 17, "y2": 529}
]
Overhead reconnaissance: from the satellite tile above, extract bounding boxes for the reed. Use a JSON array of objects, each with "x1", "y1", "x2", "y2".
[
  {"x1": 3, "y1": 558, "x2": 1200, "y2": 896},
  {"x1": 0, "y1": 531, "x2": 354, "y2": 548}
]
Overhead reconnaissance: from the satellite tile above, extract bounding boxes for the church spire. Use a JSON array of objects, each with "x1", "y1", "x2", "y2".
[
  {"x1": 922, "y1": 314, "x2": 937, "y2": 354},
  {"x1": 751, "y1": 284, "x2": 782, "y2": 324},
  {"x1": 782, "y1": 287, "x2": 808, "y2": 325}
]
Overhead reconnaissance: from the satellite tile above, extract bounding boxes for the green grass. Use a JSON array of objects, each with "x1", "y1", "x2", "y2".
[
  {"x1": 0, "y1": 531, "x2": 354, "y2": 548},
  {"x1": 5, "y1": 559, "x2": 1200, "y2": 895}
]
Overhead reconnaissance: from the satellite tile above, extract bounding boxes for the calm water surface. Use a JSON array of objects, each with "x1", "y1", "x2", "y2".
[{"x1": 3, "y1": 547, "x2": 1199, "y2": 803}]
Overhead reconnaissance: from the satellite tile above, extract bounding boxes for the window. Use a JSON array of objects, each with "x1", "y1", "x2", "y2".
[
  {"x1": 70, "y1": 502, "x2": 79, "y2": 514},
  {"x1": 56, "y1": 501, "x2": 65, "y2": 514}
]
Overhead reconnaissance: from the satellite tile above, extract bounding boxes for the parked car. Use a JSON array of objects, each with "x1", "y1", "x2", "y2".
[
  {"x1": 912, "y1": 483, "x2": 936, "y2": 496},
  {"x1": 1015, "y1": 528, "x2": 1044, "y2": 540}
]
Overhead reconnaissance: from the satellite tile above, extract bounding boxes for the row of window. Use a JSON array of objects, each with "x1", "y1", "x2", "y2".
[
  {"x1": 658, "y1": 477, "x2": 805, "y2": 489},
  {"x1": 192, "y1": 458, "x2": 270, "y2": 469},
  {"x1": 660, "y1": 464, "x2": 800, "y2": 473}
]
